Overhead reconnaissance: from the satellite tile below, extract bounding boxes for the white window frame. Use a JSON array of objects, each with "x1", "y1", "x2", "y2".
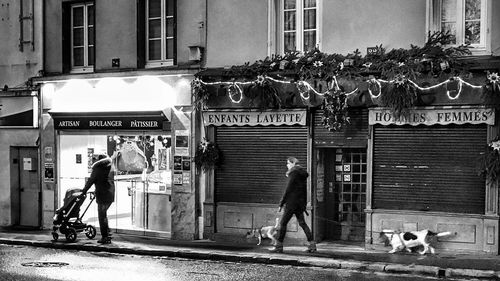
[
  {"x1": 146, "y1": 0, "x2": 175, "y2": 68},
  {"x1": 268, "y1": 0, "x2": 322, "y2": 56},
  {"x1": 70, "y1": 3, "x2": 94, "y2": 73},
  {"x1": 426, "y1": 0, "x2": 491, "y2": 55}
]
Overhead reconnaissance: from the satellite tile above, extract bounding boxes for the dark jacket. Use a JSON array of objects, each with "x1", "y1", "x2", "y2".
[
  {"x1": 82, "y1": 157, "x2": 115, "y2": 204},
  {"x1": 279, "y1": 165, "x2": 309, "y2": 211}
]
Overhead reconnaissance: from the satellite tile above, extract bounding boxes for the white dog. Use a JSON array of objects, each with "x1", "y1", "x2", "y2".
[
  {"x1": 379, "y1": 229, "x2": 455, "y2": 255},
  {"x1": 246, "y1": 218, "x2": 280, "y2": 246}
]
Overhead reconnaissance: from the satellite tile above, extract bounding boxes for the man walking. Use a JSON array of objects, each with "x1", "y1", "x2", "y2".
[
  {"x1": 82, "y1": 152, "x2": 115, "y2": 244},
  {"x1": 270, "y1": 157, "x2": 316, "y2": 253}
]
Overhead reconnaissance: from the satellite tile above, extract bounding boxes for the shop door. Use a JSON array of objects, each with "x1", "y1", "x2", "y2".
[
  {"x1": 324, "y1": 148, "x2": 366, "y2": 241},
  {"x1": 13, "y1": 147, "x2": 40, "y2": 227}
]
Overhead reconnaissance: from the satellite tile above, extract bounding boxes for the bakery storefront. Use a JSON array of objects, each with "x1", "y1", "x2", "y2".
[
  {"x1": 368, "y1": 106, "x2": 499, "y2": 253},
  {"x1": 39, "y1": 74, "x2": 197, "y2": 239}
]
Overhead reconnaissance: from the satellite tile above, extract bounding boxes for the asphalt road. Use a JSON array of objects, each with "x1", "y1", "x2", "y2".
[{"x1": 0, "y1": 244, "x2": 466, "y2": 281}]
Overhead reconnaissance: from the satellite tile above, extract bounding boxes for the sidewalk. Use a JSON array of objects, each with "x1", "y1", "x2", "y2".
[{"x1": 0, "y1": 229, "x2": 499, "y2": 280}]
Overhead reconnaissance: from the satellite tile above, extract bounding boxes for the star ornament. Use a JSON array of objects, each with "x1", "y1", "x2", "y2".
[
  {"x1": 489, "y1": 140, "x2": 500, "y2": 151},
  {"x1": 256, "y1": 75, "x2": 266, "y2": 86},
  {"x1": 393, "y1": 75, "x2": 407, "y2": 86},
  {"x1": 313, "y1": 61, "x2": 323, "y2": 67},
  {"x1": 487, "y1": 72, "x2": 499, "y2": 84}
]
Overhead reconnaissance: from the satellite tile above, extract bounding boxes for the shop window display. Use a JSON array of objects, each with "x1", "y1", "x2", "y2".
[{"x1": 59, "y1": 133, "x2": 172, "y2": 235}]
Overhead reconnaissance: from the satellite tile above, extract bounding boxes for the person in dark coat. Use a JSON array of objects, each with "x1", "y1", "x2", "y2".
[
  {"x1": 81, "y1": 152, "x2": 115, "y2": 244},
  {"x1": 270, "y1": 157, "x2": 316, "y2": 253}
]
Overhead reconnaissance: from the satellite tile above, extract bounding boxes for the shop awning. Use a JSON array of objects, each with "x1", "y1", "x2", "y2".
[{"x1": 49, "y1": 110, "x2": 170, "y2": 131}]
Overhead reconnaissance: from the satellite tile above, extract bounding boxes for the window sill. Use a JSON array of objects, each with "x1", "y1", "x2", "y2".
[
  {"x1": 146, "y1": 60, "x2": 174, "y2": 69},
  {"x1": 70, "y1": 67, "x2": 95, "y2": 74}
]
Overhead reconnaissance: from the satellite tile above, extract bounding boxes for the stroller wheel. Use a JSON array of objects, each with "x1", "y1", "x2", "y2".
[
  {"x1": 65, "y1": 228, "x2": 77, "y2": 243},
  {"x1": 85, "y1": 225, "x2": 97, "y2": 239},
  {"x1": 51, "y1": 232, "x2": 59, "y2": 242}
]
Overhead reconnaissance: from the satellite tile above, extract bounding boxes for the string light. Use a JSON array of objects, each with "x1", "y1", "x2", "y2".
[{"x1": 194, "y1": 75, "x2": 487, "y2": 104}]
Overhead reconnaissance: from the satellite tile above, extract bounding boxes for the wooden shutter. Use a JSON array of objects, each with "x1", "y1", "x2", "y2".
[
  {"x1": 372, "y1": 124, "x2": 486, "y2": 214},
  {"x1": 314, "y1": 108, "x2": 369, "y2": 147},
  {"x1": 215, "y1": 126, "x2": 308, "y2": 204}
]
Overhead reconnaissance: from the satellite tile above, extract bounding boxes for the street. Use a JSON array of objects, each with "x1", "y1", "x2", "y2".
[{"x1": 0, "y1": 244, "x2": 468, "y2": 281}]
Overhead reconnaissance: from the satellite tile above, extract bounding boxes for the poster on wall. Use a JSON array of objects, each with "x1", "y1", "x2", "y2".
[
  {"x1": 173, "y1": 171, "x2": 183, "y2": 185},
  {"x1": 44, "y1": 163, "x2": 54, "y2": 183},
  {"x1": 174, "y1": 130, "x2": 189, "y2": 156}
]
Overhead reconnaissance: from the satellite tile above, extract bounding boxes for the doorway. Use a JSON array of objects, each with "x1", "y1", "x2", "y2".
[
  {"x1": 323, "y1": 148, "x2": 366, "y2": 241},
  {"x1": 10, "y1": 147, "x2": 40, "y2": 227}
]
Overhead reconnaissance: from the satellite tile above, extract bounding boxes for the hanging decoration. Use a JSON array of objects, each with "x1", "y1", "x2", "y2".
[
  {"x1": 194, "y1": 138, "x2": 222, "y2": 171},
  {"x1": 322, "y1": 90, "x2": 350, "y2": 131},
  {"x1": 480, "y1": 139, "x2": 500, "y2": 185},
  {"x1": 192, "y1": 31, "x2": 496, "y2": 129}
]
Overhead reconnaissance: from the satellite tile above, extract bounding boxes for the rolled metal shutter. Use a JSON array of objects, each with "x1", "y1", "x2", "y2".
[
  {"x1": 215, "y1": 126, "x2": 308, "y2": 204},
  {"x1": 372, "y1": 124, "x2": 486, "y2": 214},
  {"x1": 314, "y1": 108, "x2": 369, "y2": 147}
]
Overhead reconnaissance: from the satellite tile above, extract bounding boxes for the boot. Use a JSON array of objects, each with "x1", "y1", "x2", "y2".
[
  {"x1": 306, "y1": 241, "x2": 316, "y2": 253},
  {"x1": 269, "y1": 241, "x2": 283, "y2": 253}
]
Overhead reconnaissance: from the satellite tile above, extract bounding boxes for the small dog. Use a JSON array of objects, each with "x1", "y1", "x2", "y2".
[
  {"x1": 379, "y1": 229, "x2": 455, "y2": 255},
  {"x1": 246, "y1": 218, "x2": 280, "y2": 246}
]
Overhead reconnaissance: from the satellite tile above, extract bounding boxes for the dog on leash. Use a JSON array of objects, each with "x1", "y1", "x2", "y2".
[
  {"x1": 379, "y1": 229, "x2": 455, "y2": 255},
  {"x1": 246, "y1": 218, "x2": 280, "y2": 246}
]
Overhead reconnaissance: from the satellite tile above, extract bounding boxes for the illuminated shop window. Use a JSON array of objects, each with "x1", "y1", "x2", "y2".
[
  {"x1": 71, "y1": 3, "x2": 94, "y2": 72},
  {"x1": 146, "y1": 0, "x2": 176, "y2": 67}
]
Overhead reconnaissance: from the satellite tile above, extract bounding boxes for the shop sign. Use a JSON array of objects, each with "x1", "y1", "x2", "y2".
[
  {"x1": 53, "y1": 116, "x2": 166, "y2": 130},
  {"x1": 369, "y1": 107, "x2": 495, "y2": 126},
  {"x1": 203, "y1": 110, "x2": 307, "y2": 126}
]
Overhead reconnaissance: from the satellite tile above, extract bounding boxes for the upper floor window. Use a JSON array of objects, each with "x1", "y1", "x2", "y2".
[
  {"x1": 71, "y1": 3, "x2": 94, "y2": 72},
  {"x1": 429, "y1": 0, "x2": 488, "y2": 54},
  {"x1": 146, "y1": 0, "x2": 176, "y2": 67},
  {"x1": 279, "y1": 0, "x2": 321, "y2": 54}
]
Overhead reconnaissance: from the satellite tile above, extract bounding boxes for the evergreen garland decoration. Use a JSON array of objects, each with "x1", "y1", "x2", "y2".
[
  {"x1": 482, "y1": 72, "x2": 500, "y2": 106},
  {"x1": 480, "y1": 139, "x2": 500, "y2": 185},
  {"x1": 380, "y1": 75, "x2": 418, "y2": 118},
  {"x1": 322, "y1": 91, "x2": 350, "y2": 131},
  {"x1": 194, "y1": 138, "x2": 222, "y2": 171}
]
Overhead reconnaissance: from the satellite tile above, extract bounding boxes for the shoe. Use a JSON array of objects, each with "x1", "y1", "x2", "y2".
[
  {"x1": 97, "y1": 237, "x2": 112, "y2": 244},
  {"x1": 305, "y1": 241, "x2": 317, "y2": 253},
  {"x1": 269, "y1": 241, "x2": 283, "y2": 253}
]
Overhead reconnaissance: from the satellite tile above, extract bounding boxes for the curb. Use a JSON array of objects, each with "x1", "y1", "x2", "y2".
[{"x1": 1, "y1": 238, "x2": 499, "y2": 280}]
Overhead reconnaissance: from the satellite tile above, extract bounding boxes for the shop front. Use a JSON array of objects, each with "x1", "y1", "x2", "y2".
[
  {"x1": 202, "y1": 109, "x2": 312, "y2": 241},
  {"x1": 51, "y1": 111, "x2": 172, "y2": 235},
  {"x1": 39, "y1": 74, "x2": 198, "y2": 239},
  {"x1": 367, "y1": 106, "x2": 499, "y2": 253}
]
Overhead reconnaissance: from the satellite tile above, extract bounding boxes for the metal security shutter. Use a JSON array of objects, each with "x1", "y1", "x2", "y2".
[
  {"x1": 372, "y1": 124, "x2": 486, "y2": 214},
  {"x1": 215, "y1": 126, "x2": 308, "y2": 204},
  {"x1": 314, "y1": 108, "x2": 369, "y2": 147}
]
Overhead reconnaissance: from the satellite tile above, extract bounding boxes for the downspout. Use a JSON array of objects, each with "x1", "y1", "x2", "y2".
[{"x1": 37, "y1": 0, "x2": 45, "y2": 229}]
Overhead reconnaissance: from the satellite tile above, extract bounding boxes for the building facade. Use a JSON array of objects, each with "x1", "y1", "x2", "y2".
[
  {"x1": 31, "y1": 0, "x2": 206, "y2": 240},
  {"x1": 0, "y1": 0, "x2": 43, "y2": 228},
  {"x1": 196, "y1": 0, "x2": 500, "y2": 254}
]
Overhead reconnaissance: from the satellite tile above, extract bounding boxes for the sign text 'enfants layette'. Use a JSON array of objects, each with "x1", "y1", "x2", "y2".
[
  {"x1": 369, "y1": 107, "x2": 495, "y2": 126},
  {"x1": 203, "y1": 110, "x2": 307, "y2": 126}
]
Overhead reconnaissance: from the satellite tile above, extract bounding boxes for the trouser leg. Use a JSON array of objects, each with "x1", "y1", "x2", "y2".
[
  {"x1": 97, "y1": 202, "x2": 112, "y2": 238},
  {"x1": 277, "y1": 207, "x2": 294, "y2": 242},
  {"x1": 294, "y1": 210, "x2": 313, "y2": 241}
]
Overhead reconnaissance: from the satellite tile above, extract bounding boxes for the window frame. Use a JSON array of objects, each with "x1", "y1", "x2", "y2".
[
  {"x1": 427, "y1": 0, "x2": 490, "y2": 55},
  {"x1": 70, "y1": 2, "x2": 94, "y2": 73},
  {"x1": 145, "y1": 0, "x2": 176, "y2": 68},
  {"x1": 271, "y1": 0, "x2": 322, "y2": 55}
]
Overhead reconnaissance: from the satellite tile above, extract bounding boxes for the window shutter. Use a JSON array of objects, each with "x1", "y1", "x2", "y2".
[
  {"x1": 62, "y1": 3, "x2": 72, "y2": 73},
  {"x1": 136, "y1": 0, "x2": 146, "y2": 68},
  {"x1": 372, "y1": 124, "x2": 486, "y2": 214},
  {"x1": 215, "y1": 126, "x2": 308, "y2": 204}
]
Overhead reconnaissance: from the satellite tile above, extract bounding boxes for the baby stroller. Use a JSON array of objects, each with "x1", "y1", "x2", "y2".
[{"x1": 51, "y1": 188, "x2": 97, "y2": 242}]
